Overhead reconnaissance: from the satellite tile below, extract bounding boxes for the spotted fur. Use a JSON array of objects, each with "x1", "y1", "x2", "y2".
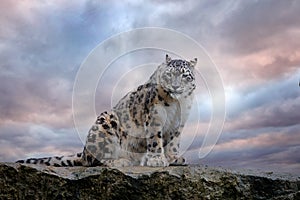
[{"x1": 17, "y1": 55, "x2": 197, "y2": 167}]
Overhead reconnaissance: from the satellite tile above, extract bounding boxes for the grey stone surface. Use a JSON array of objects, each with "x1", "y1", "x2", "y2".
[{"x1": 0, "y1": 163, "x2": 299, "y2": 199}]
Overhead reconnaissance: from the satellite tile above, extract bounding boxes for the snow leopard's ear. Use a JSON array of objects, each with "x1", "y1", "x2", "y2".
[
  {"x1": 166, "y1": 54, "x2": 172, "y2": 64},
  {"x1": 189, "y1": 58, "x2": 197, "y2": 68}
]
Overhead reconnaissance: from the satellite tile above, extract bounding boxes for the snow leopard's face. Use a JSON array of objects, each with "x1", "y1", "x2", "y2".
[{"x1": 159, "y1": 55, "x2": 197, "y2": 98}]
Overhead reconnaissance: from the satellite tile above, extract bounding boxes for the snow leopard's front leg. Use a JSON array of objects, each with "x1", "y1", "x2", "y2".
[
  {"x1": 142, "y1": 105, "x2": 169, "y2": 167},
  {"x1": 164, "y1": 97, "x2": 192, "y2": 166},
  {"x1": 164, "y1": 129, "x2": 186, "y2": 166}
]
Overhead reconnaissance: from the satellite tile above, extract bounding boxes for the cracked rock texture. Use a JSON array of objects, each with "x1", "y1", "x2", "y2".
[{"x1": 0, "y1": 163, "x2": 299, "y2": 200}]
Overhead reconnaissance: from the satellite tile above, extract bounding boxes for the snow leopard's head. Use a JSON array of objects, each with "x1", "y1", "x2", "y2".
[{"x1": 159, "y1": 54, "x2": 197, "y2": 99}]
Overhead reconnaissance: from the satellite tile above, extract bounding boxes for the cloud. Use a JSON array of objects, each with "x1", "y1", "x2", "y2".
[
  {"x1": 227, "y1": 96, "x2": 300, "y2": 131},
  {"x1": 225, "y1": 70, "x2": 300, "y2": 120},
  {"x1": 0, "y1": 1, "x2": 105, "y2": 129},
  {"x1": 185, "y1": 124, "x2": 300, "y2": 174},
  {"x1": 0, "y1": 74, "x2": 74, "y2": 128},
  {"x1": 219, "y1": 0, "x2": 300, "y2": 55},
  {"x1": 0, "y1": 121, "x2": 82, "y2": 162},
  {"x1": 204, "y1": 1, "x2": 300, "y2": 88}
]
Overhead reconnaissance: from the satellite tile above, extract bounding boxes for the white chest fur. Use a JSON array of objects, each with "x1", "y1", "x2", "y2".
[{"x1": 159, "y1": 95, "x2": 193, "y2": 133}]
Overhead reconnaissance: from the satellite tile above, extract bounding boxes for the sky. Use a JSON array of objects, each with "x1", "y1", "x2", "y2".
[{"x1": 0, "y1": 0, "x2": 299, "y2": 174}]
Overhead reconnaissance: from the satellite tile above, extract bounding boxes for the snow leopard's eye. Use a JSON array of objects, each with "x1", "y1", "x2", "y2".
[
  {"x1": 183, "y1": 74, "x2": 193, "y2": 82},
  {"x1": 186, "y1": 76, "x2": 193, "y2": 82},
  {"x1": 164, "y1": 71, "x2": 172, "y2": 77}
]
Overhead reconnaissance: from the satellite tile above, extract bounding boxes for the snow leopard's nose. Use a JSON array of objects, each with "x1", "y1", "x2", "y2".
[
  {"x1": 172, "y1": 85, "x2": 180, "y2": 89},
  {"x1": 172, "y1": 75, "x2": 181, "y2": 89}
]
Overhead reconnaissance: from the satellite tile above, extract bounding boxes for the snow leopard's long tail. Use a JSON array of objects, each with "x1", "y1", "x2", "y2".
[{"x1": 16, "y1": 153, "x2": 84, "y2": 167}]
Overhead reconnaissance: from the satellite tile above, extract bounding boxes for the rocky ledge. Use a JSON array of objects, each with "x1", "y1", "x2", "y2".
[{"x1": 0, "y1": 163, "x2": 299, "y2": 200}]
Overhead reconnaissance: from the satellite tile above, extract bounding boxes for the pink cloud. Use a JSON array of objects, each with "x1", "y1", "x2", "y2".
[{"x1": 215, "y1": 131, "x2": 300, "y2": 152}]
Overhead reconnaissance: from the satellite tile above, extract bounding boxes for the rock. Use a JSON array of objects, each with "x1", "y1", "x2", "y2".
[{"x1": 0, "y1": 163, "x2": 299, "y2": 199}]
